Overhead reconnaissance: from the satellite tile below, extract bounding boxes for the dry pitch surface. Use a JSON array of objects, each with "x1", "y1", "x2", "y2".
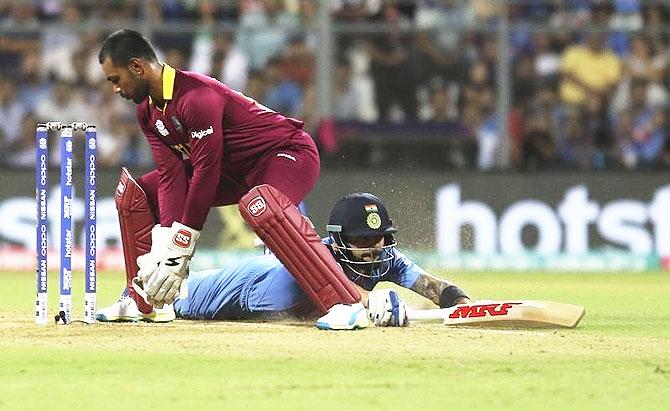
[{"x1": 1, "y1": 270, "x2": 669, "y2": 410}]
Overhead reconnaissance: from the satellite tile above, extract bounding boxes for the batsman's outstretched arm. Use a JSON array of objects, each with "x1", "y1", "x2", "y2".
[{"x1": 409, "y1": 273, "x2": 471, "y2": 308}]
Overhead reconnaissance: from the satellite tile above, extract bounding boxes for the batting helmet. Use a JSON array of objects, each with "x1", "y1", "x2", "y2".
[
  {"x1": 326, "y1": 193, "x2": 397, "y2": 280},
  {"x1": 326, "y1": 192, "x2": 396, "y2": 237}
]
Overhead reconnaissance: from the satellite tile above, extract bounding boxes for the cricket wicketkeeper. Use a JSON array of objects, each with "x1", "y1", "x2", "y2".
[{"x1": 98, "y1": 29, "x2": 326, "y2": 312}]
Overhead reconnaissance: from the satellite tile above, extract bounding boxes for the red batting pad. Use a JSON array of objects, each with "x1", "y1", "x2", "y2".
[
  {"x1": 239, "y1": 185, "x2": 360, "y2": 314},
  {"x1": 115, "y1": 167, "x2": 155, "y2": 314}
]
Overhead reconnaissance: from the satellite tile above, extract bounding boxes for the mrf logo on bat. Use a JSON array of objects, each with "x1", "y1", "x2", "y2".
[{"x1": 449, "y1": 302, "x2": 523, "y2": 318}]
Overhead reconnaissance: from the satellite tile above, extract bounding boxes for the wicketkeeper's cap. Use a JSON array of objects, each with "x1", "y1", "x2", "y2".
[{"x1": 327, "y1": 192, "x2": 396, "y2": 238}]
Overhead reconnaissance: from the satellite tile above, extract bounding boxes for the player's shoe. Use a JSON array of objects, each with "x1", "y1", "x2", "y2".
[
  {"x1": 95, "y1": 289, "x2": 175, "y2": 323},
  {"x1": 140, "y1": 303, "x2": 176, "y2": 323},
  {"x1": 316, "y1": 302, "x2": 369, "y2": 330},
  {"x1": 95, "y1": 293, "x2": 141, "y2": 322}
]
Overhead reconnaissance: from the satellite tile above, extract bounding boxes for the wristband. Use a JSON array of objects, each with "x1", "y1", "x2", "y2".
[{"x1": 439, "y1": 285, "x2": 469, "y2": 308}]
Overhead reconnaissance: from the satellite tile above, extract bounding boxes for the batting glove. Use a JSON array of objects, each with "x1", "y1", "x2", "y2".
[
  {"x1": 367, "y1": 288, "x2": 409, "y2": 327},
  {"x1": 145, "y1": 222, "x2": 200, "y2": 307}
]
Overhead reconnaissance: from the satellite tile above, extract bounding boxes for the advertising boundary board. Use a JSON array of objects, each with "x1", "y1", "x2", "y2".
[{"x1": 1, "y1": 169, "x2": 668, "y2": 271}]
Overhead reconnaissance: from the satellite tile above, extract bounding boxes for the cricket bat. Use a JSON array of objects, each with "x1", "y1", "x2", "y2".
[{"x1": 406, "y1": 300, "x2": 585, "y2": 328}]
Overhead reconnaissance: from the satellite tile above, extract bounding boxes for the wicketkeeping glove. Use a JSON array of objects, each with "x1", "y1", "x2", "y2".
[
  {"x1": 367, "y1": 288, "x2": 409, "y2": 327},
  {"x1": 145, "y1": 222, "x2": 200, "y2": 307},
  {"x1": 135, "y1": 225, "x2": 171, "y2": 287}
]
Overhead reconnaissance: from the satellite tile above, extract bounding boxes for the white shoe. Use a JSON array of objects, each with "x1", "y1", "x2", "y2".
[
  {"x1": 141, "y1": 303, "x2": 176, "y2": 323},
  {"x1": 96, "y1": 295, "x2": 141, "y2": 322},
  {"x1": 316, "y1": 302, "x2": 369, "y2": 330},
  {"x1": 96, "y1": 293, "x2": 175, "y2": 323}
]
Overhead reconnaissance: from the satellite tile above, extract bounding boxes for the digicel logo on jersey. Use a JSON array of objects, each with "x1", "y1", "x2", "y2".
[
  {"x1": 449, "y1": 302, "x2": 522, "y2": 319},
  {"x1": 191, "y1": 126, "x2": 214, "y2": 139}
]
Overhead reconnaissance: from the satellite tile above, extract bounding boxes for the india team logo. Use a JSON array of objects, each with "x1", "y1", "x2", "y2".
[
  {"x1": 367, "y1": 212, "x2": 381, "y2": 229},
  {"x1": 247, "y1": 196, "x2": 267, "y2": 217}
]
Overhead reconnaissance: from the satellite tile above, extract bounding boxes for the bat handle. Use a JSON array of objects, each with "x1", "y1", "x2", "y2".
[{"x1": 406, "y1": 307, "x2": 449, "y2": 321}]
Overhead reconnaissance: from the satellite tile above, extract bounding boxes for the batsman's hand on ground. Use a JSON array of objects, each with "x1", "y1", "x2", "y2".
[
  {"x1": 367, "y1": 288, "x2": 409, "y2": 327},
  {"x1": 145, "y1": 222, "x2": 200, "y2": 306}
]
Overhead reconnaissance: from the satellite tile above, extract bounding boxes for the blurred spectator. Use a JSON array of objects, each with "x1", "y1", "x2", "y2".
[
  {"x1": 413, "y1": 1, "x2": 468, "y2": 123},
  {"x1": 16, "y1": 51, "x2": 50, "y2": 112},
  {"x1": 164, "y1": 48, "x2": 187, "y2": 69},
  {"x1": 331, "y1": 0, "x2": 380, "y2": 21},
  {"x1": 474, "y1": 88, "x2": 499, "y2": 170},
  {"x1": 190, "y1": 27, "x2": 249, "y2": 91},
  {"x1": 34, "y1": 80, "x2": 92, "y2": 164},
  {"x1": 424, "y1": 79, "x2": 458, "y2": 123},
  {"x1": 556, "y1": 109, "x2": 594, "y2": 170},
  {"x1": 625, "y1": 35, "x2": 662, "y2": 79},
  {"x1": 521, "y1": 108, "x2": 556, "y2": 170},
  {"x1": 0, "y1": 2, "x2": 40, "y2": 73},
  {"x1": 460, "y1": 59, "x2": 492, "y2": 112},
  {"x1": 41, "y1": 0, "x2": 82, "y2": 82},
  {"x1": 613, "y1": 78, "x2": 667, "y2": 169},
  {"x1": 366, "y1": 3, "x2": 417, "y2": 122},
  {"x1": 512, "y1": 54, "x2": 536, "y2": 108},
  {"x1": 244, "y1": 69, "x2": 267, "y2": 103},
  {"x1": 91, "y1": 81, "x2": 148, "y2": 167},
  {"x1": 469, "y1": 0, "x2": 500, "y2": 25},
  {"x1": 559, "y1": 32, "x2": 622, "y2": 107},
  {"x1": 608, "y1": 0, "x2": 642, "y2": 56},
  {"x1": 583, "y1": 93, "x2": 612, "y2": 169},
  {"x1": 613, "y1": 34, "x2": 669, "y2": 112},
  {"x1": 263, "y1": 56, "x2": 302, "y2": 117},
  {"x1": 0, "y1": 78, "x2": 26, "y2": 155},
  {"x1": 3, "y1": 111, "x2": 38, "y2": 168},
  {"x1": 236, "y1": 0, "x2": 300, "y2": 70},
  {"x1": 332, "y1": 58, "x2": 360, "y2": 121},
  {"x1": 282, "y1": 34, "x2": 314, "y2": 88},
  {"x1": 532, "y1": 32, "x2": 561, "y2": 84},
  {"x1": 414, "y1": 0, "x2": 470, "y2": 86}
]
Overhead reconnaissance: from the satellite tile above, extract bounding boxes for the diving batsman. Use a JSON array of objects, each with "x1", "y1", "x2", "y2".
[{"x1": 98, "y1": 189, "x2": 472, "y2": 329}]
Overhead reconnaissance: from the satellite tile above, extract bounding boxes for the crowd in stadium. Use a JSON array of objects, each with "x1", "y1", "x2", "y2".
[{"x1": 0, "y1": 0, "x2": 669, "y2": 170}]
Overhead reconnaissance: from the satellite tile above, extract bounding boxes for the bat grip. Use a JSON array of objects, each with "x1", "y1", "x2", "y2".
[{"x1": 406, "y1": 307, "x2": 449, "y2": 321}]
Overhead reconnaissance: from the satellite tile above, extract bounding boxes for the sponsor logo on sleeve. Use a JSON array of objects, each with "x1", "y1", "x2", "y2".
[{"x1": 191, "y1": 126, "x2": 214, "y2": 140}]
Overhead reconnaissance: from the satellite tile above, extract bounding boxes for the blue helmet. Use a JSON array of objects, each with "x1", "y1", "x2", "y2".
[{"x1": 326, "y1": 193, "x2": 397, "y2": 280}]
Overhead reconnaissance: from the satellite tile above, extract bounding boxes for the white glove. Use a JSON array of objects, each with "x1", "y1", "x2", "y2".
[
  {"x1": 135, "y1": 225, "x2": 171, "y2": 287},
  {"x1": 367, "y1": 288, "x2": 409, "y2": 327},
  {"x1": 145, "y1": 222, "x2": 200, "y2": 306}
]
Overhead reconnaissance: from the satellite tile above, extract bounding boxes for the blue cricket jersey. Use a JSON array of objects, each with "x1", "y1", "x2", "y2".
[{"x1": 174, "y1": 240, "x2": 427, "y2": 320}]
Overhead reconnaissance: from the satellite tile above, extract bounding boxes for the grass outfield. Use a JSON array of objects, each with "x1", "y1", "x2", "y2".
[{"x1": 1, "y1": 270, "x2": 669, "y2": 410}]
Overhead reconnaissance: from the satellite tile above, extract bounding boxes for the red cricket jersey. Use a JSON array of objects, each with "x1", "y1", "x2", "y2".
[{"x1": 136, "y1": 64, "x2": 312, "y2": 230}]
